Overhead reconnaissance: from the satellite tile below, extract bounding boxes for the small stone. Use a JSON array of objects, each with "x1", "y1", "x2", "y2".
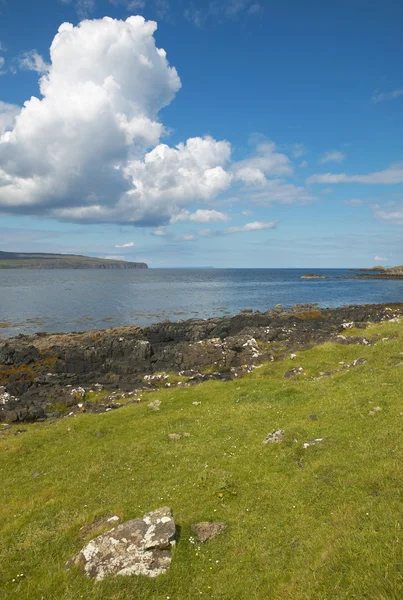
[
  {"x1": 290, "y1": 353, "x2": 297, "y2": 360},
  {"x1": 191, "y1": 522, "x2": 226, "y2": 543},
  {"x1": 148, "y1": 400, "x2": 161, "y2": 411},
  {"x1": 183, "y1": 432, "x2": 191, "y2": 437},
  {"x1": 351, "y1": 358, "x2": 367, "y2": 367},
  {"x1": 283, "y1": 367, "x2": 305, "y2": 379},
  {"x1": 368, "y1": 406, "x2": 382, "y2": 416},
  {"x1": 303, "y1": 438, "x2": 325, "y2": 449},
  {"x1": 168, "y1": 433, "x2": 181, "y2": 440},
  {"x1": 263, "y1": 429, "x2": 285, "y2": 444},
  {"x1": 32, "y1": 472, "x2": 41, "y2": 478},
  {"x1": 309, "y1": 414, "x2": 317, "y2": 421},
  {"x1": 95, "y1": 431, "x2": 103, "y2": 437}
]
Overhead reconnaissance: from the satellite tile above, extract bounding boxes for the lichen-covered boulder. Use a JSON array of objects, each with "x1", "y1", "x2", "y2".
[{"x1": 67, "y1": 507, "x2": 176, "y2": 581}]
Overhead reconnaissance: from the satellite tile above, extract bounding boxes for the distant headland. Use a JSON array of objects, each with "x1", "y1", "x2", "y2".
[{"x1": 0, "y1": 251, "x2": 148, "y2": 269}]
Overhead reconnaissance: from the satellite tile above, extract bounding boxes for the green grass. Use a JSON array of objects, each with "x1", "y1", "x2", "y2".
[{"x1": 1, "y1": 320, "x2": 403, "y2": 599}]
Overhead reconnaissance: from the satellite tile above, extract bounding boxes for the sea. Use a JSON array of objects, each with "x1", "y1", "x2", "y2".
[{"x1": 0, "y1": 268, "x2": 402, "y2": 338}]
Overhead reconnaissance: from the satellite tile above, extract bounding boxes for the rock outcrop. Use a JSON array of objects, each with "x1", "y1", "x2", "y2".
[
  {"x1": 67, "y1": 507, "x2": 176, "y2": 580},
  {"x1": 1, "y1": 303, "x2": 402, "y2": 423}
]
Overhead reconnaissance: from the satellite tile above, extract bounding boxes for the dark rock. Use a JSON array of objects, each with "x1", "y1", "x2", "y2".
[
  {"x1": 191, "y1": 521, "x2": 226, "y2": 543},
  {"x1": 67, "y1": 507, "x2": 175, "y2": 580},
  {"x1": 1, "y1": 302, "x2": 402, "y2": 422},
  {"x1": 309, "y1": 414, "x2": 317, "y2": 421}
]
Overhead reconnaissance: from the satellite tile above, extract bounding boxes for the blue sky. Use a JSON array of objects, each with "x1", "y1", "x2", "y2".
[{"x1": 0, "y1": 0, "x2": 402, "y2": 267}]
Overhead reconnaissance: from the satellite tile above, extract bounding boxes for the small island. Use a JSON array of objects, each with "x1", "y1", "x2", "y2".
[
  {"x1": 0, "y1": 251, "x2": 148, "y2": 269},
  {"x1": 301, "y1": 274, "x2": 328, "y2": 279},
  {"x1": 347, "y1": 265, "x2": 403, "y2": 280}
]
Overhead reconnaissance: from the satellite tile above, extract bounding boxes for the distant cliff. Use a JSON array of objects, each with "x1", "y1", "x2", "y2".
[{"x1": 0, "y1": 251, "x2": 148, "y2": 269}]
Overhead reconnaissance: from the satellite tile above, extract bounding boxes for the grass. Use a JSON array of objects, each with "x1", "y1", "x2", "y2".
[{"x1": 1, "y1": 320, "x2": 403, "y2": 599}]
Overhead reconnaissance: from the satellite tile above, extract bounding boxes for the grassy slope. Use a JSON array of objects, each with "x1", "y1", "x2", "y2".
[{"x1": 1, "y1": 320, "x2": 403, "y2": 600}]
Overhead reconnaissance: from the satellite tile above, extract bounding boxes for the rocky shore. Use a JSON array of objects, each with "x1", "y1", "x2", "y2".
[{"x1": 1, "y1": 302, "x2": 402, "y2": 423}]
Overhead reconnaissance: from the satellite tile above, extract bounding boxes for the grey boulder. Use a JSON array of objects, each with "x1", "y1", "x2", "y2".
[{"x1": 67, "y1": 507, "x2": 176, "y2": 581}]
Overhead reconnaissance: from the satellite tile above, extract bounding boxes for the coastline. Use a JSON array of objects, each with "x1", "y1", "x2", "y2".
[{"x1": 1, "y1": 301, "x2": 402, "y2": 423}]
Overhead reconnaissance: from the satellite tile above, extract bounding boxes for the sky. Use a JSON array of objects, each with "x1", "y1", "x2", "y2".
[{"x1": 0, "y1": 0, "x2": 402, "y2": 268}]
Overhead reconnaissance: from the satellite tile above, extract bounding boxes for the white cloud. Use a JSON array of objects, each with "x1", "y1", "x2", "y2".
[
  {"x1": 0, "y1": 16, "x2": 236, "y2": 226},
  {"x1": 299, "y1": 160, "x2": 308, "y2": 168},
  {"x1": 18, "y1": 51, "x2": 50, "y2": 74},
  {"x1": 115, "y1": 241, "x2": 135, "y2": 247},
  {"x1": 372, "y1": 88, "x2": 403, "y2": 103},
  {"x1": 0, "y1": 56, "x2": 5, "y2": 74},
  {"x1": 374, "y1": 255, "x2": 387, "y2": 262},
  {"x1": 123, "y1": 136, "x2": 232, "y2": 223},
  {"x1": 226, "y1": 220, "x2": 277, "y2": 234},
  {"x1": 242, "y1": 209, "x2": 252, "y2": 216},
  {"x1": 319, "y1": 150, "x2": 346, "y2": 164},
  {"x1": 0, "y1": 101, "x2": 20, "y2": 134},
  {"x1": 171, "y1": 208, "x2": 229, "y2": 223},
  {"x1": 178, "y1": 233, "x2": 196, "y2": 241},
  {"x1": 233, "y1": 141, "x2": 293, "y2": 183},
  {"x1": 152, "y1": 226, "x2": 170, "y2": 236},
  {"x1": 373, "y1": 205, "x2": 403, "y2": 225},
  {"x1": 308, "y1": 163, "x2": 403, "y2": 185},
  {"x1": 199, "y1": 220, "x2": 277, "y2": 237}
]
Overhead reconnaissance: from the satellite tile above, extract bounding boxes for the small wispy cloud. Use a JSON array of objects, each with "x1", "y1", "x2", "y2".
[
  {"x1": 178, "y1": 233, "x2": 196, "y2": 241},
  {"x1": 291, "y1": 143, "x2": 308, "y2": 158},
  {"x1": 374, "y1": 255, "x2": 387, "y2": 262},
  {"x1": 199, "y1": 221, "x2": 277, "y2": 237},
  {"x1": 60, "y1": 0, "x2": 96, "y2": 19},
  {"x1": 115, "y1": 241, "x2": 135, "y2": 248},
  {"x1": 372, "y1": 88, "x2": 403, "y2": 103},
  {"x1": 226, "y1": 220, "x2": 277, "y2": 234},
  {"x1": 18, "y1": 51, "x2": 50, "y2": 74},
  {"x1": 152, "y1": 227, "x2": 170, "y2": 237},
  {"x1": 319, "y1": 151, "x2": 346, "y2": 164},
  {"x1": 308, "y1": 163, "x2": 403, "y2": 185},
  {"x1": 171, "y1": 209, "x2": 229, "y2": 224},
  {"x1": 373, "y1": 203, "x2": 403, "y2": 225},
  {"x1": 185, "y1": 0, "x2": 262, "y2": 28}
]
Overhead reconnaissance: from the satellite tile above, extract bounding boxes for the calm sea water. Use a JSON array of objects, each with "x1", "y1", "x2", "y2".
[{"x1": 0, "y1": 268, "x2": 402, "y2": 338}]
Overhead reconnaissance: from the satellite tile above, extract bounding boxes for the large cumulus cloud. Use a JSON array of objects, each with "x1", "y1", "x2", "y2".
[{"x1": 0, "y1": 16, "x2": 232, "y2": 225}]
